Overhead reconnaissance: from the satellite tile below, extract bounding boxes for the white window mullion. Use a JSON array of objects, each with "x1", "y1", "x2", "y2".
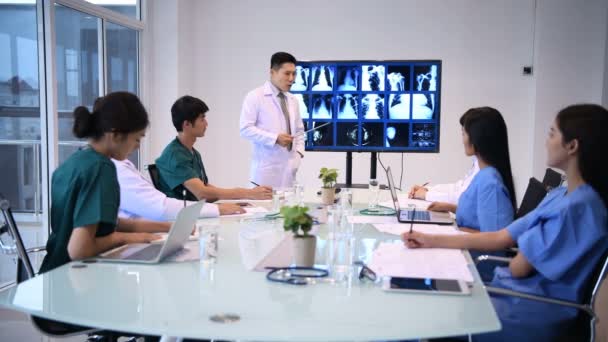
[{"x1": 98, "y1": 18, "x2": 106, "y2": 96}]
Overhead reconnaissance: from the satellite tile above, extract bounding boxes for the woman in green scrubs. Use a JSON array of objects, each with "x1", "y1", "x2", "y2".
[{"x1": 40, "y1": 92, "x2": 169, "y2": 273}]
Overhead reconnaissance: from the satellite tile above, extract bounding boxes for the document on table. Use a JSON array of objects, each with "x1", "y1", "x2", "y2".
[
  {"x1": 222, "y1": 206, "x2": 269, "y2": 217},
  {"x1": 346, "y1": 215, "x2": 398, "y2": 224},
  {"x1": 378, "y1": 196, "x2": 431, "y2": 210},
  {"x1": 372, "y1": 223, "x2": 467, "y2": 236},
  {"x1": 368, "y1": 241, "x2": 474, "y2": 282}
]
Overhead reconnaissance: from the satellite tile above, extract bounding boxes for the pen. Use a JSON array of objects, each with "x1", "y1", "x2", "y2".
[
  {"x1": 250, "y1": 181, "x2": 260, "y2": 187},
  {"x1": 421, "y1": 182, "x2": 430, "y2": 187},
  {"x1": 183, "y1": 189, "x2": 187, "y2": 208},
  {"x1": 409, "y1": 208, "x2": 415, "y2": 234}
]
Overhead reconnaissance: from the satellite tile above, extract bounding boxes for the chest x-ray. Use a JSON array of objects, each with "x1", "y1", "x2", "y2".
[
  {"x1": 337, "y1": 66, "x2": 359, "y2": 91},
  {"x1": 294, "y1": 94, "x2": 310, "y2": 119},
  {"x1": 388, "y1": 94, "x2": 411, "y2": 119},
  {"x1": 412, "y1": 93, "x2": 435, "y2": 120},
  {"x1": 337, "y1": 94, "x2": 359, "y2": 119},
  {"x1": 412, "y1": 123, "x2": 436, "y2": 147},
  {"x1": 311, "y1": 94, "x2": 333, "y2": 119},
  {"x1": 291, "y1": 65, "x2": 310, "y2": 91},
  {"x1": 362, "y1": 65, "x2": 385, "y2": 91},
  {"x1": 414, "y1": 65, "x2": 437, "y2": 91},
  {"x1": 361, "y1": 94, "x2": 384, "y2": 119},
  {"x1": 311, "y1": 65, "x2": 334, "y2": 91},
  {"x1": 385, "y1": 123, "x2": 410, "y2": 148}
]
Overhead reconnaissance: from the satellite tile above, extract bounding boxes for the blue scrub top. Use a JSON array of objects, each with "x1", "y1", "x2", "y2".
[
  {"x1": 456, "y1": 166, "x2": 514, "y2": 232},
  {"x1": 476, "y1": 184, "x2": 608, "y2": 342}
]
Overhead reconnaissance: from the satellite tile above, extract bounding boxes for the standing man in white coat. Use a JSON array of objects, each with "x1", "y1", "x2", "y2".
[{"x1": 240, "y1": 52, "x2": 305, "y2": 188}]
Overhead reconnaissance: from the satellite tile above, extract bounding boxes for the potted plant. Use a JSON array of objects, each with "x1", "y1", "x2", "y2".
[
  {"x1": 319, "y1": 167, "x2": 338, "y2": 205},
  {"x1": 280, "y1": 205, "x2": 316, "y2": 267}
]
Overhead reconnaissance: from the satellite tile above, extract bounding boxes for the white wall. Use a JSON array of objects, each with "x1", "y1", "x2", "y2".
[
  {"x1": 531, "y1": 0, "x2": 608, "y2": 180},
  {"x1": 145, "y1": 0, "x2": 608, "y2": 204}
]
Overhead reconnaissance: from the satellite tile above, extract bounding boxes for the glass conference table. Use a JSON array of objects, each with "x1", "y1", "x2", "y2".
[{"x1": 0, "y1": 190, "x2": 501, "y2": 341}]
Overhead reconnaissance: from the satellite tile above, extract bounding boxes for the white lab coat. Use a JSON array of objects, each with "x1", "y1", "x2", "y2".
[
  {"x1": 240, "y1": 81, "x2": 305, "y2": 188},
  {"x1": 112, "y1": 159, "x2": 219, "y2": 220},
  {"x1": 425, "y1": 157, "x2": 480, "y2": 204}
]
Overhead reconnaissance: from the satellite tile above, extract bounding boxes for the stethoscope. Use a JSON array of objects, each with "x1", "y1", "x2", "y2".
[{"x1": 266, "y1": 267, "x2": 329, "y2": 286}]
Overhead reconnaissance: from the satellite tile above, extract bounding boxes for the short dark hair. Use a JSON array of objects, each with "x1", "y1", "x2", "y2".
[
  {"x1": 460, "y1": 107, "x2": 516, "y2": 211},
  {"x1": 171, "y1": 95, "x2": 209, "y2": 132},
  {"x1": 270, "y1": 52, "x2": 296, "y2": 70},
  {"x1": 72, "y1": 91, "x2": 149, "y2": 140}
]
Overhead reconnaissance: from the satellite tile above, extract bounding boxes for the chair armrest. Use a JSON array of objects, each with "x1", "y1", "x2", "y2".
[
  {"x1": 475, "y1": 255, "x2": 512, "y2": 265},
  {"x1": 485, "y1": 285, "x2": 595, "y2": 318},
  {"x1": 26, "y1": 246, "x2": 46, "y2": 254}
]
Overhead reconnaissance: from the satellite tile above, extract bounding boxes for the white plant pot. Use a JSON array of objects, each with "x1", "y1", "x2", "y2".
[
  {"x1": 321, "y1": 187, "x2": 335, "y2": 205},
  {"x1": 293, "y1": 235, "x2": 317, "y2": 267}
]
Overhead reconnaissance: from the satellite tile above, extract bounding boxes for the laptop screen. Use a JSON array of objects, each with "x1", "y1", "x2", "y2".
[{"x1": 386, "y1": 167, "x2": 399, "y2": 210}]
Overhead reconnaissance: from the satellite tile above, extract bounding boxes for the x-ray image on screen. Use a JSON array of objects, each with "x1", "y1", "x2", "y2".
[
  {"x1": 362, "y1": 65, "x2": 385, "y2": 91},
  {"x1": 412, "y1": 93, "x2": 435, "y2": 119},
  {"x1": 311, "y1": 94, "x2": 333, "y2": 119},
  {"x1": 291, "y1": 65, "x2": 310, "y2": 91},
  {"x1": 387, "y1": 66, "x2": 410, "y2": 91},
  {"x1": 361, "y1": 94, "x2": 384, "y2": 119},
  {"x1": 360, "y1": 123, "x2": 384, "y2": 147},
  {"x1": 294, "y1": 94, "x2": 310, "y2": 119},
  {"x1": 412, "y1": 123, "x2": 436, "y2": 148},
  {"x1": 311, "y1": 65, "x2": 335, "y2": 91},
  {"x1": 336, "y1": 94, "x2": 359, "y2": 119},
  {"x1": 336, "y1": 122, "x2": 359, "y2": 146},
  {"x1": 414, "y1": 65, "x2": 438, "y2": 91},
  {"x1": 310, "y1": 121, "x2": 333, "y2": 146},
  {"x1": 385, "y1": 124, "x2": 410, "y2": 147},
  {"x1": 337, "y1": 66, "x2": 359, "y2": 91},
  {"x1": 388, "y1": 94, "x2": 410, "y2": 119}
]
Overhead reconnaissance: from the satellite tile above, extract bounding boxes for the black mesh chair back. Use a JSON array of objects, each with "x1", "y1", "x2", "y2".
[
  {"x1": 542, "y1": 168, "x2": 564, "y2": 191},
  {"x1": 147, "y1": 164, "x2": 162, "y2": 191},
  {"x1": 515, "y1": 177, "x2": 547, "y2": 219}
]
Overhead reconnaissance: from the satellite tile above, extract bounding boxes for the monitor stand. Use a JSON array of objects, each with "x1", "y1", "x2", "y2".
[{"x1": 335, "y1": 152, "x2": 387, "y2": 189}]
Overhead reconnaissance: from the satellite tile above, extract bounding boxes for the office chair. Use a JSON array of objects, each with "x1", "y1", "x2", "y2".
[
  {"x1": 147, "y1": 164, "x2": 162, "y2": 191},
  {"x1": 0, "y1": 196, "x2": 136, "y2": 341},
  {"x1": 478, "y1": 249, "x2": 608, "y2": 342},
  {"x1": 542, "y1": 168, "x2": 565, "y2": 191},
  {"x1": 515, "y1": 177, "x2": 547, "y2": 219}
]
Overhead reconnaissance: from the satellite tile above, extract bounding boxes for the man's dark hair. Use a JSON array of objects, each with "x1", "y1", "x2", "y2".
[
  {"x1": 270, "y1": 52, "x2": 296, "y2": 70},
  {"x1": 171, "y1": 95, "x2": 209, "y2": 132}
]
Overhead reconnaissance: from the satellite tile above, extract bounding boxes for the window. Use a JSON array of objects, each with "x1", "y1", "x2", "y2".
[{"x1": 0, "y1": 1, "x2": 41, "y2": 213}]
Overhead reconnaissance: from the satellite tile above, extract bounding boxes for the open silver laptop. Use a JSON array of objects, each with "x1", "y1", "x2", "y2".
[
  {"x1": 386, "y1": 167, "x2": 453, "y2": 225},
  {"x1": 96, "y1": 201, "x2": 204, "y2": 263}
]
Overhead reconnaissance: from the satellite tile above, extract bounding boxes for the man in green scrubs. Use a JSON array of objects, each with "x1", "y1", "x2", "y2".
[{"x1": 155, "y1": 96, "x2": 272, "y2": 202}]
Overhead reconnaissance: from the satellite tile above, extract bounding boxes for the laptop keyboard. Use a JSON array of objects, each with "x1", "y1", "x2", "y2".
[
  {"x1": 126, "y1": 244, "x2": 162, "y2": 261},
  {"x1": 402, "y1": 210, "x2": 431, "y2": 221}
]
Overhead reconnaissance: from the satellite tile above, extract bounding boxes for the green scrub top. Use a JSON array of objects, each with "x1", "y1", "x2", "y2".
[
  {"x1": 155, "y1": 137, "x2": 208, "y2": 201},
  {"x1": 39, "y1": 148, "x2": 119, "y2": 273}
]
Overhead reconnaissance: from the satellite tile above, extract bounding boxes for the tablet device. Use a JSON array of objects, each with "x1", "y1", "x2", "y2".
[{"x1": 382, "y1": 276, "x2": 470, "y2": 296}]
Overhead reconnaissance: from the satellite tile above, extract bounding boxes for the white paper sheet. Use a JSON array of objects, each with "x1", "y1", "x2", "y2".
[
  {"x1": 372, "y1": 223, "x2": 467, "y2": 236},
  {"x1": 368, "y1": 241, "x2": 474, "y2": 282},
  {"x1": 346, "y1": 215, "x2": 398, "y2": 224},
  {"x1": 221, "y1": 206, "x2": 269, "y2": 218},
  {"x1": 379, "y1": 196, "x2": 431, "y2": 210}
]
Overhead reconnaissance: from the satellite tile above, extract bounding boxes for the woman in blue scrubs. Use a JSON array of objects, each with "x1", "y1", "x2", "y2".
[
  {"x1": 40, "y1": 92, "x2": 169, "y2": 273},
  {"x1": 427, "y1": 107, "x2": 516, "y2": 234},
  {"x1": 403, "y1": 104, "x2": 608, "y2": 341}
]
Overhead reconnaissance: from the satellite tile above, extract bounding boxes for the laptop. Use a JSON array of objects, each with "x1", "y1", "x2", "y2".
[
  {"x1": 386, "y1": 167, "x2": 453, "y2": 225},
  {"x1": 96, "y1": 201, "x2": 204, "y2": 263}
]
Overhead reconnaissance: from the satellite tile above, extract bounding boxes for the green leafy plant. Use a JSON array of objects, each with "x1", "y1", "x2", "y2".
[
  {"x1": 280, "y1": 205, "x2": 313, "y2": 237},
  {"x1": 318, "y1": 167, "x2": 338, "y2": 188}
]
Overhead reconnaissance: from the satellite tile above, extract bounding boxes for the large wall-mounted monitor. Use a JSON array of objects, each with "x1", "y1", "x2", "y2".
[{"x1": 292, "y1": 60, "x2": 441, "y2": 153}]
